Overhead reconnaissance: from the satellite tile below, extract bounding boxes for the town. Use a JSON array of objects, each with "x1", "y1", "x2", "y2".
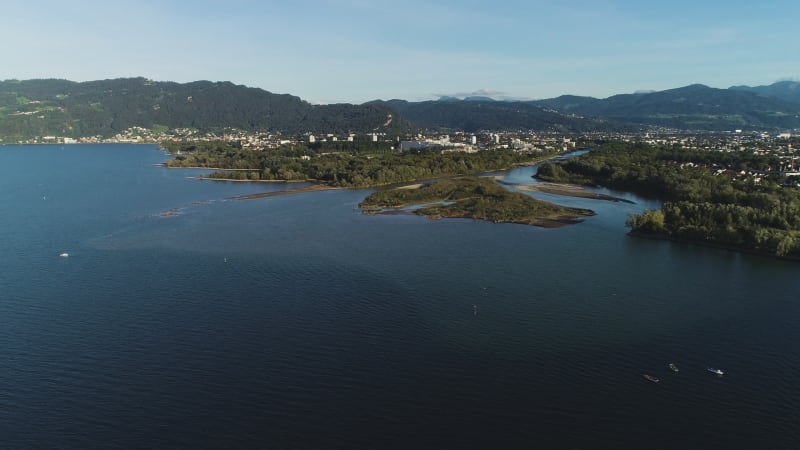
[{"x1": 15, "y1": 125, "x2": 800, "y2": 182}]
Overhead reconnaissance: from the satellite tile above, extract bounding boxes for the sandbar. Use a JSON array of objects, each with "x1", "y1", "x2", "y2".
[
  {"x1": 503, "y1": 179, "x2": 634, "y2": 203},
  {"x1": 229, "y1": 184, "x2": 341, "y2": 200}
]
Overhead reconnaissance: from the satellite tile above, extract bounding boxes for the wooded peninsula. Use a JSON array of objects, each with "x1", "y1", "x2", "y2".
[
  {"x1": 536, "y1": 141, "x2": 800, "y2": 258},
  {"x1": 162, "y1": 140, "x2": 549, "y2": 188},
  {"x1": 162, "y1": 140, "x2": 595, "y2": 227},
  {"x1": 162, "y1": 139, "x2": 800, "y2": 256}
]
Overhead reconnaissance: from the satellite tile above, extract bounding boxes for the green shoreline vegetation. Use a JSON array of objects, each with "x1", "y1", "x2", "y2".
[
  {"x1": 536, "y1": 141, "x2": 800, "y2": 258},
  {"x1": 162, "y1": 139, "x2": 596, "y2": 227},
  {"x1": 359, "y1": 177, "x2": 595, "y2": 228},
  {"x1": 161, "y1": 140, "x2": 555, "y2": 188}
]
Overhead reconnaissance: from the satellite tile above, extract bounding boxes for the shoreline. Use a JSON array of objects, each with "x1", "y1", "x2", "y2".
[
  {"x1": 365, "y1": 207, "x2": 589, "y2": 228},
  {"x1": 163, "y1": 165, "x2": 262, "y2": 171},
  {"x1": 628, "y1": 230, "x2": 800, "y2": 262},
  {"x1": 188, "y1": 176, "x2": 313, "y2": 183},
  {"x1": 171, "y1": 150, "x2": 587, "y2": 206}
]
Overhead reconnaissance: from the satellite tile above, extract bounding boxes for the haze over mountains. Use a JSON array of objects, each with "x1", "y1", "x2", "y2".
[{"x1": 1, "y1": 78, "x2": 798, "y2": 141}]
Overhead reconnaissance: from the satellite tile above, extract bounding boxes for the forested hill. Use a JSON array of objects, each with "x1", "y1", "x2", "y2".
[
  {"x1": 0, "y1": 78, "x2": 410, "y2": 140},
  {"x1": 373, "y1": 83, "x2": 800, "y2": 132},
  {"x1": 730, "y1": 81, "x2": 800, "y2": 104},
  {"x1": 532, "y1": 84, "x2": 800, "y2": 131},
  {"x1": 3, "y1": 78, "x2": 800, "y2": 141}
]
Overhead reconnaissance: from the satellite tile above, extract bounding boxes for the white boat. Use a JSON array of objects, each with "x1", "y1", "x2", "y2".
[
  {"x1": 59, "y1": 252, "x2": 69, "y2": 258},
  {"x1": 668, "y1": 363, "x2": 679, "y2": 372},
  {"x1": 707, "y1": 367, "x2": 724, "y2": 376}
]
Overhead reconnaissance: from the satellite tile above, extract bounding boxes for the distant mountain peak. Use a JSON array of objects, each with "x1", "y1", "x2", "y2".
[
  {"x1": 669, "y1": 84, "x2": 713, "y2": 92},
  {"x1": 463, "y1": 96, "x2": 496, "y2": 102},
  {"x1": 436, "y1": 95, "x2": 498, "y2": 102}
]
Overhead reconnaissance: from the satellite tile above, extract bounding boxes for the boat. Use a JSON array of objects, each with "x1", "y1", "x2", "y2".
[
  {"x1": 707, "y1": 367, "x2": 724, "y2": 376},
  {"x1": 643, "y1": 374, "x2": 660, "y2": 383},
  {"x1": 668, "y1": 363, "x2": 679, "y2": 372},
  {"x1": 59, "y1": 252, "x2": 69, "y2": 258}
]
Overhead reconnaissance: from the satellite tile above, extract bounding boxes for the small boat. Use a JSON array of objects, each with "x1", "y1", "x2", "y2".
[
  {"x1": 643, "y1": 374, "x2": 660, "y2": 383},
  {"x1": 668, "y1": 363, "x2": 679, "y2": 372},
  {"x1": 707, "y1": 367, "x2": 724, "y2": 376},
  {"x1": 59, "y1": 252, "x2": 69, "y2": 258}
]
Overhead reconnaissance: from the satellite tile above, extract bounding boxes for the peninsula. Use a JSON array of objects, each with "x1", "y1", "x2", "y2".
[
  {"x1": 536, "y1": 141, "x2": 800, "y2": 259},
  {"x1": 160, "y1": 139, "x2": 598, "y2": 227}
]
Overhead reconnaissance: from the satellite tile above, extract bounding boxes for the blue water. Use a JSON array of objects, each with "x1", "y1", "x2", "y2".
[{"x1": 1, "y1": 144, "x2": 798, "y2": 449}]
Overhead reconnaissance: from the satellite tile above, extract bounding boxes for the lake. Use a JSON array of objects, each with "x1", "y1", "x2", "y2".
[{"x1": 1, "y1": 144, "x2": 798, "y2": 449}]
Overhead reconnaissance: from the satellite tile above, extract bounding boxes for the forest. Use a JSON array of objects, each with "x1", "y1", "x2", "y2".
[
  {"x1": 163, "y1": 140, "x2": 554, "y2": 188},
  {"x1": 536, "y1": 141, "x2": 800, "y2": 258}
]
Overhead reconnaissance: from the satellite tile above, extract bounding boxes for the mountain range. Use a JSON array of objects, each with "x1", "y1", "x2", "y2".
[
  {"x1": 730, "y1": 80, "x2": 800, "y2": 104},
  {"x1": 0, "y1": 78, "x2": 410, "y2": 141},
  {"x1": 530, "y1": 83, "x2": 800, "y2": 131},
  {"x1": 1, "y1": 78, "x2": 799, "y2": 141}
]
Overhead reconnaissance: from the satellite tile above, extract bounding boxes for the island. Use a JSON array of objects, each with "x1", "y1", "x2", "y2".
[{"x1": 359, "y1": 177, "x2": 594, "y2": 228}]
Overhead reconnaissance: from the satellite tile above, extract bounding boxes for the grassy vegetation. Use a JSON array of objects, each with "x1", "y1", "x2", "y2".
[{"x1": 360, "y1": 177, "x2": 594, "y2": 227}]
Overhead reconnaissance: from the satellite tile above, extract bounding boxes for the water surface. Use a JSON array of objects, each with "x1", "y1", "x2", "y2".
[{"x1": 1, "y1": 145, "x2": 798, "y2": 449}]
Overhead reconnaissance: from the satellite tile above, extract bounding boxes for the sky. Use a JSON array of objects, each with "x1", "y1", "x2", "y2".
[{"x1": 3, "y1": 0, "x2": 800, "y2": 104}]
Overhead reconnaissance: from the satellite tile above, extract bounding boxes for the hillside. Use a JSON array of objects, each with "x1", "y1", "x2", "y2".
[
  {"x1": 2, "y1": 78, "x2": 800, "y2": 141},
  {"x1": 532, "y1": 84, "x2": 800, "y2": 131},
  {"x1": 729, "y1": 81, "x2": 800, "y2": 104},
  {"x1": 0, "y1": 78, "x2": 410, "y2": 141}
]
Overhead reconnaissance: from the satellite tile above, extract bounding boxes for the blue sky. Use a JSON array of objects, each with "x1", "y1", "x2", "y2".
[{"x1": 3, "y1": 0, "x2": 799, "y2": 103}]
